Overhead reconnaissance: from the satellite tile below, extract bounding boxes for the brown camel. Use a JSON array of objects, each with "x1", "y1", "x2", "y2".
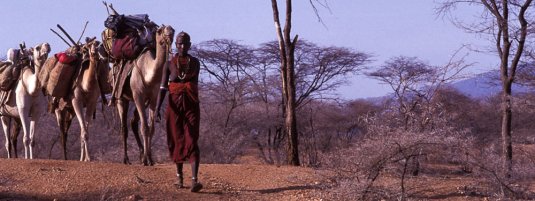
[
  {"x1": 115, "y1": 25, "x2": 174, "y2": 165},
  {"x1": 52, "y1": 39, "x2": 110, "y2": 161}
]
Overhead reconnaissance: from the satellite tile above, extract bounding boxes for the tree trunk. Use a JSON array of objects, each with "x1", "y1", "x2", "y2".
[
  {"x1": 487, "y1": 0, "x2": 532, "y2": 178},
  {"x1": 501, "y1": 82, "x2": 513, "y2": 177},
  {"x1": 285, "y1": 54, "x2": 299, "y2": 165},
  {"x1": 283, "y1": 0, "x2": 300, "y2": 166},
  {"x1": 270, "y1": 0, "x2": 300, "y2": 166}
]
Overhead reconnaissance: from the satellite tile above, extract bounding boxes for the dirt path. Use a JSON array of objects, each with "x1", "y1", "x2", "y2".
[{"x1": 0, "y1": 159, "x2": 326, "y2": 200}]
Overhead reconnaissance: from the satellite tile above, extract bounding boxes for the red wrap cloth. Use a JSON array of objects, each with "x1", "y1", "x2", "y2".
[
  {"x1": 165, "y1": 82, "x2": 200, "y2": 163},
  {"x1": 168, "y1": 82, "x2": 198, "y2": 103}
]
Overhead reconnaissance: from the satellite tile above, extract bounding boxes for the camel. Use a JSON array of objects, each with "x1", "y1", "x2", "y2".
[
  {"x1": 52, "y1": 39, "x2": 110, "y2": 161},
  {"x1": 1, "y1": 43, "x2": 50, "y2": 159},
  {"x1": 116, "y1": 25, "x2": 174, "y2": 165},
  {"x1": 4, "y1": 118, "x2": 21, "y2": 158}
]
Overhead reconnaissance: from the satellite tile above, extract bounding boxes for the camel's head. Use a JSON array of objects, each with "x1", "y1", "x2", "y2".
[
  {"x1": 82, "y1": 37, "x2": 100, "y2": 60},
  {"x1": 89, "y1": 41, "x2": 100, "y2": 57},
  {"x1": 156, "y1": 25, "x2": 175, "y2": 50},
  {"x1": 32, "y1": 43, "x2": 51, "y2": 64}
]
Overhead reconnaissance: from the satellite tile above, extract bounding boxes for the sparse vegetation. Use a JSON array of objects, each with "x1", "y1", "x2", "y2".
[
  {"x1": 3, "y1": 1, "x2": 535, "y2": 200},
  {"x1": 4, "y1": 37, "x2": 535, "y2": 200}
]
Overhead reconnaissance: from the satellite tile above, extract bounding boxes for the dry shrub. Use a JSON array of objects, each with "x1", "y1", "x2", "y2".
[
  {"x1": 316, "y1": 94, "x2": 535, "y2": 200},
  {"x1": 318, "y1": 109, "x2": 473, "y2": 200},
  {"x1": 198, "y1": 97, "x2": 255, "y2": 164},
  {"x1": 460, "y1": 140, "x2": 535, "y2": 200}
]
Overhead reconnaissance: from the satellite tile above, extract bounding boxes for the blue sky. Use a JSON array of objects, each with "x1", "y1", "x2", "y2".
[{"x1": 0, "y1": 1, "x2": 498, "y2": 99}]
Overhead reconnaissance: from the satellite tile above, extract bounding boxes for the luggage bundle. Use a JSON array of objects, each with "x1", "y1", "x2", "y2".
[
  {"x1": 0, "y1": 47, "x2": 30, "y2": 91},
  {"x1": 43, "y1": 47, "x2": 80, "y2": 98},
  {"x1": 102, "y1": 12, "x2": 157, "y2": 61},
  {"x1": 0, "y1": 61, "x2": 20, "y2": 91},
  {"x1": 101, "y1": 2, "x2": 160, "y2": 104}
]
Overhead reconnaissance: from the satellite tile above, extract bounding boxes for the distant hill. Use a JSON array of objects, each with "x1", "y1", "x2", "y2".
[
  {"x1": 451, "y1": 71, "x2": 532, "y2": 98},
  {"x1": 360, "y1": 71, "x2": 533, "y2": 102}
]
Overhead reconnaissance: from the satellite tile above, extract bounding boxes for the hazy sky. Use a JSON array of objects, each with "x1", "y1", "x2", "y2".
[{"x1": 0, "y1": 1, "x2": 498, "y2": 99}]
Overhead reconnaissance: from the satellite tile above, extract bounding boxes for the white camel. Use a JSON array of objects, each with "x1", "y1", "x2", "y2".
[{"x1": 1, "y1": 43, "x2": 50, "y2": 159}]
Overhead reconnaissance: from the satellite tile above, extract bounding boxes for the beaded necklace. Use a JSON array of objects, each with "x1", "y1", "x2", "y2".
[{"x1": 177, "y1": 56, "x2": 190, "y2": 80}]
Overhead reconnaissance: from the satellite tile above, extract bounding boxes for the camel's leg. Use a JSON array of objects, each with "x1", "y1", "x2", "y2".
[
  {"x1": 130, "y1": 109, "x2": 144, "y2": 162},
  {"x1": 132, "y1": 99, "x2": 152, "y2": 166},
  {"x1": 83, "y1": 101, "x2": 97, "y2": 162},
  {"x1": 147, "y1": 107, "x2": 156, "y2": 165},
  {"x1": 28, "y1": 98, "x2": 44, "y2": 160},
  {"x1": 71, "y1": 98, "x2": 90, "y2": 162},
  {"x1": 117, "y1": 99, "x2": 131, "y2": 164},
  {"x1": 63, "y1": 111, "x2": 74, "y2": 158},
  {"x1": 17, "y1": 104, "x2": 32, "y2": 159},
  {"x1": 55, "y1": 109, "x2": 64, "y2": 159},
  {"x1": 1, "y1": 116, "x2": 12, "y2": 158},
  {"x1": 10, "y1": 119, "x2": 21, "y2": 158},
  {"x1": 28, "y1": 120, "x2": 36, "y2": 159},
  {"x1": 55, "y1": 109, "x2": 69, "y2": 160},
  {"x1": 146, "y1": 94, "x2": 160, "y2": 165}
]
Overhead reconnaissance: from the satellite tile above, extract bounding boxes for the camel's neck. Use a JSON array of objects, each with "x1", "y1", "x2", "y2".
[
  {"x1": 153, "y1": 43, "x2": 169, "y2": 70},
  {"x1": 33, "y1": 60, "x2": 42, "y2": 76},
  {"x1": 81, "y1": 57, "x2": 98, "y2": 91},
  {"x1": 141, "y1": 42, "x2": 168, "y2": 82},
  {"x1": 23, "y1": 57, "x2": 45, "y2": 95}
]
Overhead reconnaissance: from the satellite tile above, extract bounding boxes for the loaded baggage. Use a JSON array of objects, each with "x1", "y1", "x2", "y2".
[
  {"x1": 0, "y1": 61, "x2": 20, "y2": 91},
  {"x1": 46, "y1": 51, "x2": 79, "y2": 98},
  {"x1": 101, "y1": 4, "x2": 157, "y2": 61},
  {"x1": 111, "y1": 33, "x2": 141, "y2": 60},
  {"x1": 0, "y1": 48, "x2": 29, "y2": 91}
]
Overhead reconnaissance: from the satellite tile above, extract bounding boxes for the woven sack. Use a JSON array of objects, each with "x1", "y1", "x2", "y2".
[
  {"x1": 0, "y1": 62, "x2": 19, "y2": 91},
  {"x1": 46, "y1": 62, "x2": 76, "y2": 98}
]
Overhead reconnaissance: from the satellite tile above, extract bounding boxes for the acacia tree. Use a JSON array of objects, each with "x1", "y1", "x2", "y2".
[
  {"x1": 438, "y1": 0, "x2": 534, "y2": 178},
  {"x1": 248, "y1": 40, "x2": 370, "y2": 165},
  {"x1": 293, "y1": 41, "x2": 370, "y2": 105},
  {"x1": 259, "y1": 36, "x2": 370, "y2": 165},
  {"x1": 260, "y1": 40, "x2": 371, "y2": 105},
  {"x1": 244, "y1": 43, "x2": 285, "y2": 165},
  {"x1": 368, "y1": 57, "x2": 435, "y2": 130},
  {"x1": 193, "y1": 38, "x2": 369, "y2": 164},
  {"x1": 367, "y1": 55, "x2": 469, "y2": 130},
  {"x1": 193, "y1": 39, "x2": 258, "y2": 162},
  {"x1": 195, "y1": 39, "x2": 257, "y2": 119}
]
